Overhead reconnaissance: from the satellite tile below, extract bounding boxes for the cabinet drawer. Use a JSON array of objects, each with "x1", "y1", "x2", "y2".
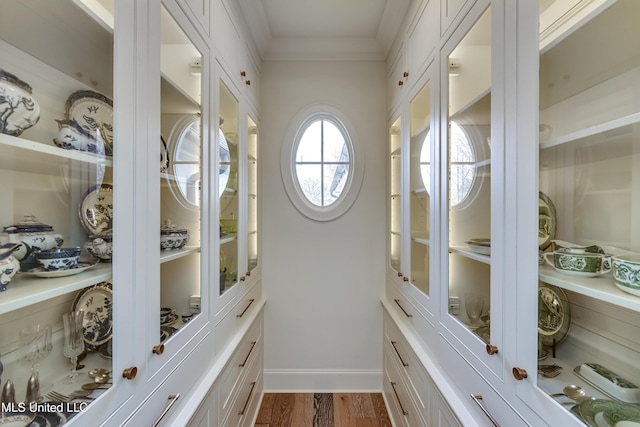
[
  {"x1": 384, "y1": 311, "x2": 431, "y2": 422},
  {"x1": 383, "y1": 345, "x2": 427, "y2": 427},
  {"x1": 439, "y1": 337, "x2": 528, "y2": 427},
  {"x1": 218, "y1": 316, "x2": 263, "y2": 423},
  {"x1": 123, "y1": 332, "x2": 212, "y2": 426},
  {"x1": 221, "y1": 341, "x2": 263, "y2": 427},
  {"x1": 216, "y1": 283, "x2": 262, "y2": 350}
]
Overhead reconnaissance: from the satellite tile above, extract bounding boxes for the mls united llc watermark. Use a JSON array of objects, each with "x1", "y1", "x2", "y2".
[{"x1": 1, "y1": 401, "x2": 89, "y2": 413}]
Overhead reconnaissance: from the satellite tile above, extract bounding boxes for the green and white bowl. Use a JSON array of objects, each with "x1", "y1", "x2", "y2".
[
  {"x1": 612, "y1": 255, "x2": 640, "y2": 297},
  {"x1": 544, "y1": 248, "x2": 611, "y2": 277}
]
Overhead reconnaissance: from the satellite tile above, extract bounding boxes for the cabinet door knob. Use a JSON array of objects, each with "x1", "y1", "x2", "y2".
[
  {"x1": 403, "y1": 276, "x2": 409, "y2": 282},
  {"x1": 240, "y1": 276, "x2": 246, "y2": 281},
  {"x1": 246, "y1": 271, "x2": 251, "y2": 277},
  {"x1": 397, "y1": 271, "x2": 403, "y2": 277},
  {"x1": 152, "y1": 344, "x2": 165, "y2": 355},
  {"x1": 122, "y1": 366, "x2": 138, "y2": 380},
  {"x1": 486, "y1": 344, "x2": 499, "y2": 355},
  {"x1": 403, "y1": 71, "x2": 409, "y2": 78},
  {"x1": 245, "y1": 80, "x2": 251, "y2": 86},
  {"x1": 512, "y1": 367, "x2": 528, "y2": 380},
  {"x1": 240, "y1": 70, "x2": 246, "y2": 77},
  {"x1": 398, "y1": 80, "x2": 404, "y2": 86}
]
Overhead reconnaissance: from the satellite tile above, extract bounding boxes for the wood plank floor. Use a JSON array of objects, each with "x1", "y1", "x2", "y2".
[{"x1": 255, "y1": 393, "x2": 392, "y2": 427}]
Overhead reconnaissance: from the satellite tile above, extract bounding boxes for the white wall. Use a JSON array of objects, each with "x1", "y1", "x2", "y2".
[{"x1": 260, "y1": 60, "x2": 387, "y2": 391}]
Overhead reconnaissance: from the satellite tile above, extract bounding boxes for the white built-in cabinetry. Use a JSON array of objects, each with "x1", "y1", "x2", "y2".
[
  {"x1": 386, "y1": 0, "x2": 640, "y2": 426},
  {"x1": 0, "y1": 0, "x2": 263, "y2": 425}
]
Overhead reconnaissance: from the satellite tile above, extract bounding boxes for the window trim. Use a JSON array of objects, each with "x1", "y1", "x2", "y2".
[{"x1": 281, "y1": 104, "x2": 364, "y2": 221}]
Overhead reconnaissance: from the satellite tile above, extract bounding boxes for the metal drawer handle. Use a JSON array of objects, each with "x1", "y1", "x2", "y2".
[
  {"x1": 236, "y1": 299, "x2": 255, "y2": 317},
  {"x1": 239, "y1": 341, "x2": 257, "y2": 367},
  {"x1": 152, "y1": 393, "x2": 181, "y2": 427},
  {"x1": 390, "y1": 382, "x2": 408, "y2": 415},
  {"x1": 390, "y1": 341, "x2": 409, "y2": 367},
  {"x1": 470, "y1": 394, "x2": 500, "y2": 427},
  {"x1": 394, "y1": 299, "x2": 413, "y2": 318},
  {"x1": 238, "y1": 381, "x2": 256, "y2": 415}
]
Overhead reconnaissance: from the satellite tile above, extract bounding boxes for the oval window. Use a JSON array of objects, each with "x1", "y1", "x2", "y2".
[{"x1": 281, "y1": 107, "x2": 364, "y2": 221}]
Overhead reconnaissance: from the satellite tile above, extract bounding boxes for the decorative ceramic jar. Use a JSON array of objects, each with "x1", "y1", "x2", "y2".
[
  {"x1": 160, "y1": 220, "x2": 191, "y2": 250},
  {"x1": 0, "y1": 215, "x2": 63, "y2": 270},
  {"x1": 35, "y1": 247, "x2": 81, "y2": 271},
  {"x1": 0, "y1": 243, "x2": 21, "y2": 291},
  {"x1": 0, "y1": 69, "x2": 40, "y2": 136},
  {"x1": 85, "y1": 235, "x2": 113, "y2": 262},
  {"x1": 53, "y1": 119, "x2": 106, "y2": 155}
]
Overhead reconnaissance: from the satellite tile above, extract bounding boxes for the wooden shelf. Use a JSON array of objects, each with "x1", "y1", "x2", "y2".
[
  {"x1": 0, "y1": 133, "x2": 112, "y2": 174},
  {"x1": 449, "y1": 246, "x2": 491, "y2": 264},
  {"x1": 539, "y1": 265, "x2": 640, "y2": 312},
  {"x1": 160, "y1": 245, "x2": 200, "y2": 263},
  {"x1": 0, "y1": 263, "x2": 113, "y2": 315}
]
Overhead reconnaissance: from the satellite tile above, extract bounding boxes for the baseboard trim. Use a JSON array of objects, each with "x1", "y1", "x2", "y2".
[{"x1": 263, "y1": 369, "x2": 383, "y2": 392}]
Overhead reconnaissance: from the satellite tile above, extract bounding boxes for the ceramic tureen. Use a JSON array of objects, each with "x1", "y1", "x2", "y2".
[
  {"x1": 0, "y1": 215, "x2": 63, "y2": 270},
  {"x1": 0, "y1": 243, "x2": 21, "y2": 291},
  {"x1": 160, "y1": 220, "x2": 191, "y2": 250}
]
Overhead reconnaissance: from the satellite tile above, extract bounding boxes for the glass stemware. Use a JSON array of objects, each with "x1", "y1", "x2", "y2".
[
  {"x1": 62, "y1": 311, "x2": 85, "y2": 383},
  {"x1": 465, "y1": 293, "x2": 484, "y2": 325},
  {"x1": 19, "y1": 324, "x2": 52, "y2": 383}
]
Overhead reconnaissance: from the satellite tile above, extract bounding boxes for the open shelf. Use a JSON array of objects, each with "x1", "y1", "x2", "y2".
[
  {"x1": 160, "y1": 245, "x2": 201, "y2": 264},
  {"x1": 0, "y1": 263, "x2": 112, "y2": 315},
  {"x1": 539, "y1": 264, "x2": 640, "y2": 312}
]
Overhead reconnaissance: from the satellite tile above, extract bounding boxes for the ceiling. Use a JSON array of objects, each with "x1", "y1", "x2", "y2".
[{"x1": 237, "y1": 0, "x2": 412, "y2": 62}]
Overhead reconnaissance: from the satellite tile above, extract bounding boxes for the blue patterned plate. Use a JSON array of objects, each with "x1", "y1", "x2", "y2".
[{"x1": 72, "y1": 282, "x2": 113, "y2": 351}]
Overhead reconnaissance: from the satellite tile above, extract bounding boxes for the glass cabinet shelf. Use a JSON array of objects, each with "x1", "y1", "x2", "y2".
[
  {"x1": 449, "y1": 247, "x2": 491, "y2": 264},
  {"x1": 0, "y1": 264, "x2": 112, "y2": 314},
  {"x1": 160, "y1": 246, "x2": 200, "y2": 263},
  {"x1": 539, "y1": 265, "x2": 640, "y2": 312}
]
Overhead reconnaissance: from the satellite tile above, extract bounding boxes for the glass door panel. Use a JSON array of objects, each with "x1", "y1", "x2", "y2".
[
  {"x1": 160, "y1": 5, "x2": 203, "y2": 339},
  {"x1": 247, "y1": 117, "x2": 258, "y2": 274},
  {"x1": 219, "y1": 82, "x2": 239, "y2": 295},
  {"x1": 447, "y1": 6, "x2": 492, "y2": 339},
  {"x1": 536, "y1": 0, "x2": 640, "y2": 414},
  {"x1": 410, "y1": 81, "x2": 431, "y2": 295},
  {"x1": 0, "y1": 0, "x2": 115, "y2": 410},
  {"x1": 389, "y1": 117, "x2": 402, "y2": 273}
]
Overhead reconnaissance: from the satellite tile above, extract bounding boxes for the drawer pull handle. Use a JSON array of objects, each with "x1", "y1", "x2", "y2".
[
  {"x1": 237, "y1": 299, "x2": 255, "y2": 317},
  {"x1": 470, "y1": 394, "x2": 500, "y2": 427},
  {"x1": 486, "y1": 344, "x2": 499, "y2": 355},
  {"x1": 390, "y1": 341, "x2": 409, "y2": 367},
  {"x1": 394, "y1": 299, "x2": 413, "y2": 318},
  {"x1": 390, "y1": 382, "x2": 408, "y2": 415},
  {"x1": 152, "y1": 393, "x2": 181, "y2": 427},
  {"x1": 512, "y1": 367, "x2": 528, "y2": 380},
  {"x1": 238, "y1": 381, "x2": 256, "y2": 415},
  {"x1": 239, "y1": 341, "x2": 257, "y2": 367}
]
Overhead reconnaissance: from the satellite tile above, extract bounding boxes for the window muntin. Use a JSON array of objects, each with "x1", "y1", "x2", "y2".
[{"x1": 294, "y1": 117, "x2": 351, "y2": 207}]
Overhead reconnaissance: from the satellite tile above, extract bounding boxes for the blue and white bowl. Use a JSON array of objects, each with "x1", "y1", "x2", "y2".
[{"x1": 35, "y1": 247, "x2": 81, "y2": 271}]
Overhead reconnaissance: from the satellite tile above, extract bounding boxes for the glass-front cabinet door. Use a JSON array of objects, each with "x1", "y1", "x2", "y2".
[
  {"x1": 0, "y1": 0, "x2": 122, "y2": 417},
  {"x1": 522, "y1": 0, "x2": 640, "y2": 424},
  {"x1": 219, "y1": 81, "x2": 239, "y2": 295},
  {"x1": 389, "y1": 116, "x2": 402, "y2": 275},
  {"x1": 409, "y1": 79, "x2": 432, "y2": 297},
  {"x1": 443, "y1": 3, "x2": 501, "y2": 371},
  {"x1": 157, "y1": 4, "x2": 205, "y2": 352},
  {"x1": 246, "y1": 116, "x2": 259, "y2": 277}
]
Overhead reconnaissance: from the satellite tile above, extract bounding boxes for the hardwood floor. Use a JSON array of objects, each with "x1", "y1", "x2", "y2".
[{"x1": 255, "y1": 393, "x2": 392, "y2": 427}]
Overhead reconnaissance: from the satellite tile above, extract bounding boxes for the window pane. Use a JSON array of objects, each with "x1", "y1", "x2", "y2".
[
  {"x1": 296, "y1": 120, "x2": 322, "y2": 162},
  {"x1": 296, "y1": 164, "x2": 322, "y2": 206},
  {"x1": 323, "y1": 121, "x2": 347, "y2": 162},
  {"x1": 323, "y1": 163, "x2": 350, "y2": 206},
  {"x1": 175, "y1": 120, "x2": 200, "y2": 162}
]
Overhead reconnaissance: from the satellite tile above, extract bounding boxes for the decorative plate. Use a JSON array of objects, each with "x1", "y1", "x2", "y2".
[
  {"x1": 65, "y1": 90, "x2": 113, "y2": 156},
  {"x1": 79, "y1": 184, "x2": 113, "y2": 237},
  {"x1": 97, "y1": 340, "x2": 112, "y2": 359},
  {"x1": 161, "y1": 312, "x2": 179, "y2": 326},
  {"x1": 24, "y1": 262, "x2": 97, "y2": 278},
  {"x1": 572, "y1": 399, "x2": 640, "y2": 427},
  {"x1": 71, "y1": 281, "x2": 113, "y2": 351},
  {"x1": 466, "y1": 238, "x2": 491, "y2": 256},
  {"x1": 539, "y1": 191, "x2": 557, "y2": 251},
  {"x1": 538, "y1": 282, "x2": 571, "y2": 347},
  {"x1": 160, "y1": 326, "x2": 178, "y2": 342},
  {"x1": 160, "y1": 136, "x2": 169, "y2": 173}
]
